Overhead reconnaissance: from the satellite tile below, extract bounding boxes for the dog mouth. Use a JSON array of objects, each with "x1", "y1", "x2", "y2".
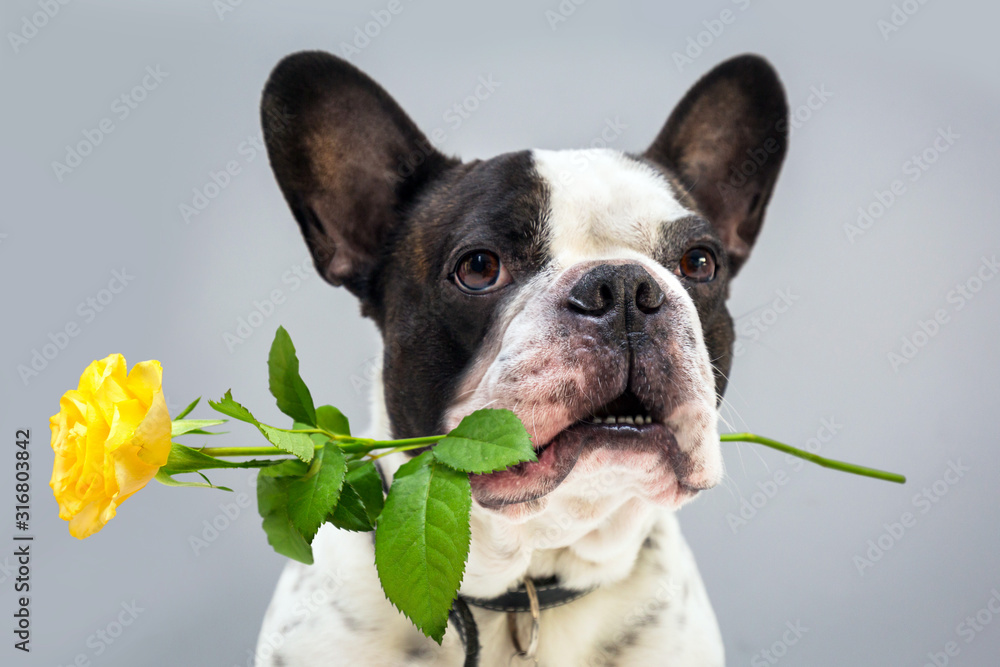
[
  {"x1": 470, "y1": 386, "x2": 703, "y2": 509},
  {"x1": 532, "y1": 387, "x2": 658, "y2": 459},
  {"x1": 585, "y1": 387, "x2": 656, "y2": 426}
]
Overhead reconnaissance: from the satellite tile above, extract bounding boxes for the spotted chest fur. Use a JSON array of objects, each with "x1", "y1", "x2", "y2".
[{"x1": 257, "y1": 486, "x2": 723, "y2": 666}]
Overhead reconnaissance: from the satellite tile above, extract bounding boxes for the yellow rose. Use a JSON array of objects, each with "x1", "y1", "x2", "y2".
[{"x1": 50, "y1": 354, "x2": 171, "y2": 538}]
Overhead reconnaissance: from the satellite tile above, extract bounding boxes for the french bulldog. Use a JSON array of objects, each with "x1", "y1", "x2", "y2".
[{"x1": 254, "y1": 50, "x2": 787, "y2": 666}]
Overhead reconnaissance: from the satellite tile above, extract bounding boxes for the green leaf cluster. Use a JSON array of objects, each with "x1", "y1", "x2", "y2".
[{"x1": 168, "y1": 326, "x2": 536, "y2": 643}]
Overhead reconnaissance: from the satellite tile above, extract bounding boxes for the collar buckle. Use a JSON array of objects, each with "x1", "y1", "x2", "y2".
[{"x1": 507, "y1": 578, "x2": 540, "y2": 662}]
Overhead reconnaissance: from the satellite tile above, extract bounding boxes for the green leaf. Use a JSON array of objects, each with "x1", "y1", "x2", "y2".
[
  {"x1": 316, "y1": 404, "x2": 351, "y2": 436},
  {"x1": 161, "y1": 443, "x2": 282, "y2": 474},
  {"x1": 154, "y1": 469, "x2": 232, "y2": 492},
  {"x1": 257, "y1": 460, "x2": 314, "y2": 564},
  {"x1": 171, "y1": 419, "x2": 227, "y2": 438},
  {"x1": 268, "y1": 326, "x2": 317, "y2": 426},
  {"x1": 285, "y1": 442, "x2": 347, "y2": 542},
  {"x1": 432, "y1": 408, "x2": 537, "y2": 474},
  {"x1": 328, "y1": 482, "x2": 374, "y2": 532},
  {"x1": 375, "y1": 452, "x2": 471, "y2": 643},
  {"x1": 346, "y1": 462, "x2": 384, "y2": 524},
  {"x1": 207, "y1": 390, "x2": 314, "y2": 462},
  {"x1": 208, "y1": 390, "x2": 258, "y2": 424},
  {"x1": 259, "y1": 458, "x2": 310, "y2": 477},
  {"x1": 259, "y1": 424, "x2": 315, "y2": 463},
  {"x1": 326, "y1": 461, "x2": 385, "y2": 532},
  {"x1": 174, "y1": 396, "x2": 201, "y2": 420}
]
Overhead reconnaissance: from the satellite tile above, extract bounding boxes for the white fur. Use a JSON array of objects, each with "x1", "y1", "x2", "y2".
[{"x1": 533, "y1": 148, "x2": 694, "y2": 268}]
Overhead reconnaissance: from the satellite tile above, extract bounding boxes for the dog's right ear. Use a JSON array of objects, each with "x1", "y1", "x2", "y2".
[
  {"x1": 645, "y1": 55, "x2": 787, "y2": 277},
  {"x1": 261, "y1": 51, "x2": 458, "y2": 300}
]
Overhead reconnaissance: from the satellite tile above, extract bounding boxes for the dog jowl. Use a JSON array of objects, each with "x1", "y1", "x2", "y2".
[{"x1": 257, "y1": 50, "x2": 787, "y2": 665}]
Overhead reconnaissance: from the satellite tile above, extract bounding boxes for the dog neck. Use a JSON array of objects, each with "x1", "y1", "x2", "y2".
[{"x1": 369, "y1": 355, "x2": 670, "y2": 599}]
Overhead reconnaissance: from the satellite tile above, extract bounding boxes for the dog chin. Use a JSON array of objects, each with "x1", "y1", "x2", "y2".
[{"x1": 469, "y1": 419, "x2": 717, "y2": 515}]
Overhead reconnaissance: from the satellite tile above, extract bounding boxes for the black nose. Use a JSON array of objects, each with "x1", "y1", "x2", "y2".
[{"x1": 567, "y1": 264, "x2": 665, "y2": 320}]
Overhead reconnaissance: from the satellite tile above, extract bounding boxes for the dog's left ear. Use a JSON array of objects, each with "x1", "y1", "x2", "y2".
[
  {"x1": 645, "y1": 54, "x2": 788, "y2": 276},
  {"x1": 261, "y1": 51, "x2": 458, "y2": 302}
]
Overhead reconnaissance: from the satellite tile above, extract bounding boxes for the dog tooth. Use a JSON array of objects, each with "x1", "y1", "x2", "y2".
[
  {"x1": 604, "y1": 416, "x2": 616, "y2": 424},
  {"x1": 592, "y1": 417, "x2": 602, "y2": 424},
  {"x1": 623, "y1": 416, "x2": 634, "y2": 424},
  {"x1": 634, "y1": 416, "x2": 644, "y2": 425}
]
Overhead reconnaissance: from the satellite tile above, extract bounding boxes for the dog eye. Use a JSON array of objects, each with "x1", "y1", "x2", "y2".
[
  {"x1": 678, "y1": 247, "x2": 717, "y2": 282},
  {"x1": 453, "y1": 250, "x2": 510, "y2": 293}
]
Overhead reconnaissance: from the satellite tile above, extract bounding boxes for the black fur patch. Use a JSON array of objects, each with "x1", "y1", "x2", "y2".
[{"x1": 377, "y1": 151, "x2": 551, "y2": 438}]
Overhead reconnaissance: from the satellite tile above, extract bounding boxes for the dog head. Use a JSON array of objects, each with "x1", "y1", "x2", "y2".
[{"x1": 261, "y1": 52, "x2": 787, "y2": 523}]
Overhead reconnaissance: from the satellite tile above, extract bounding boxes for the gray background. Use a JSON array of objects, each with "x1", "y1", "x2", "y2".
[{"x1": 2, "y1": 0, "x2": 998, "y2": 665}]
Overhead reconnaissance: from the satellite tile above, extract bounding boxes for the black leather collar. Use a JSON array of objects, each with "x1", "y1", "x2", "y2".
[{"x1": 461, "y1": 576, "x2": 595, "y2": 613}]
